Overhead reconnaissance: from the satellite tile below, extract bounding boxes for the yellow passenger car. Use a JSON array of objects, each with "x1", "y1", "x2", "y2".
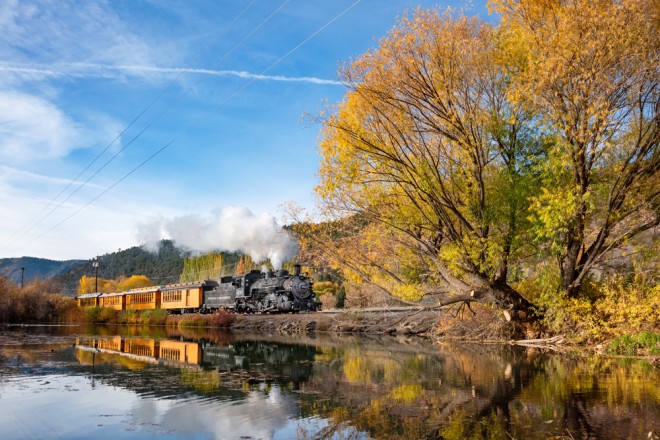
[
  {"x1": 160, "y1": 282, "x2": 205, "y2": 312},
  {"x1": 77, "y1": 293, "x2": 101, "y2": 308},
  {"x1": 124, "y1": 286, "x2": 161, "y2": 310},
  {"x1": 99, "y1": 292, "x2": 125, "y2": 310}
]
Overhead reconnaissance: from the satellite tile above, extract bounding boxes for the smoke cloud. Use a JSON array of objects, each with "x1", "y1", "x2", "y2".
[{"x1": 136, "y1": 206, "x2": 298, "y2": 269}]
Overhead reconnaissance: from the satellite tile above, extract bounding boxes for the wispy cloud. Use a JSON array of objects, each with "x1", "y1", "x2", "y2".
[
  {"x1": 0, "y1": 165, "x2": 105, "y2": 189},
  {"x1": 0, "y1": 90, "x2": 123, "y2": 164},
  {"x1": 0, "y1": 1, "x2": 157, "y2": 77},
  {"x1": 0, "y1": 63, "x2": 344, "y2": 86},
  {"x1": 0, "y1": 91, "x2": 81, "y2": 161}
]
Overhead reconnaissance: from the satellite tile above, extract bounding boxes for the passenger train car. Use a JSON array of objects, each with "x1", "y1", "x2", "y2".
[{"x1": 76, "y1": 264, "x2": 320, "y2": 313}]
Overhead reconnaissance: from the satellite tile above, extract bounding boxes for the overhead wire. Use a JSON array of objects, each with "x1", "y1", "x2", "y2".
[
  {"x1": 1, "y1": 0, "x2": 259, "y2": 251},
  {"x1": 10, "y1": 0, "x2": 363, "y2": 254}
]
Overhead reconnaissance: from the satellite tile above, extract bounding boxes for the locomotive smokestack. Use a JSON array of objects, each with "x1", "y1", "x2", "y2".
[{"x1": 294, "y1": 264, "x2": 301, "y2": 276}]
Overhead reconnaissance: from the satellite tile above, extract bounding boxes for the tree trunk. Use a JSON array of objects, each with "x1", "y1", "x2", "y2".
[
  {"x1": 561, "y1": 197, "x2": 587, "y2": 298},
  {"x1": 487, "y1": 280, "x2": 538, "y2": 322}
]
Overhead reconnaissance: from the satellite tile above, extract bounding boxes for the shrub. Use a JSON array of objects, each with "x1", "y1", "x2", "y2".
[
  {"x1": 538, "y1": 270, "x2": 660, "y2": 344},
  {"x1": 166, "y1": 310, "x2": 235, "y2": 329},
  {"x1": 207, "y1": 310, "x2": 235, "y2": 327},
  {"x1": 178, "y1": 315, "x2": 208, "y2": 328},
  {"x1": 118, "y1": 309, "x2": 138, "y2": 324},
  {"x1": 0, "y1": 278, "x2": 78, "y2": 323},
  {"x1": 94, "y1": 307, "x2": 117, "y2": 324},
  {"x1": 335, "y1": 286, "x2": 346, "y2": 308},
  {"x1": 84, "y1": 306, "x2": 101, "y2": 323},
  {"x1": 139, "y1": 309, "x2": 168, "y2": 325}
]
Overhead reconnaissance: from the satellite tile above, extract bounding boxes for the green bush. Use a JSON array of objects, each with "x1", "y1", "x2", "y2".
[
  {"x1": 335, "y1": 286, "x2": 346, "y2": 309},
  {"x1": 118, "y1": 309, "x2": 138, "y2": 324},
  {"x1": 84, "y1": 306, "x2": 101, "y2": 323},
  {"x1": 140, "y1": 309, "x2": 168, "y2": 325},
  {"x1": 608, "y1": 331, "x2": 660, "y2": 356},
  {"x1": 165, "y1": 311, "x2": 235, "y2": 329},
  {"x1": 178, "y1": 315, "x2": 208, "y2": 328},
  {"x1": 96, "y1": 307, "x2": 117, "y2": 324}
]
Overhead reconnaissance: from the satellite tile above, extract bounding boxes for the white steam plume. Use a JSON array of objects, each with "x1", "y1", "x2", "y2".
[{"x1": 136, "y1": 206, "x2": 298, "y2": 269}]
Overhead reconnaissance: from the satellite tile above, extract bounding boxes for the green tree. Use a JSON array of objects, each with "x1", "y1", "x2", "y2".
[
  {"x1": 180, "y1": 253, "x2": 225, "y2": 282},
  {"x1": 492, "y1": 0, "x2": 659, "y2": 296}
]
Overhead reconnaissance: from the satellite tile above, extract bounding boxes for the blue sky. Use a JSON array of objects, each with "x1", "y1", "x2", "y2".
[{"x1": 0, "y1": 0, "x2": 488, "y2": 260}]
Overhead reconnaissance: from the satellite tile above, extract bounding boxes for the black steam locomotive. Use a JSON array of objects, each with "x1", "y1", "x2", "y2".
[{"x1": 204, "y1": 264, "x2": 321, "y2": 313}]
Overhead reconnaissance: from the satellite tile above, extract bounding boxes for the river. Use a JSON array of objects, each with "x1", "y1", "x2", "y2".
[{"x1": 0, "y1": 325, "x2": 657, "y2": 439}]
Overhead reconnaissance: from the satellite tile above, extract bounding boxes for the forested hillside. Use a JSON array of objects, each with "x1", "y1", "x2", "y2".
[{"x1": 53, "y1": 240, "x2": 187, "y2": 295}]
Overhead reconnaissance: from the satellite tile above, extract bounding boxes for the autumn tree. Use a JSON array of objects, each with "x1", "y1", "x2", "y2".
[
  {"x1": 116, "y1": 275, "x2": 153, "y2": 291},
  {"x1": 491, "y1": 0, "x2": 659, "y2": 297},
  {"x1": 180, "y1": 252, "x2": 226, "y2": 282},
  {"x1": 235, "y1": 256, "x2": 246, "y2": 275},
  {"x1": 77, "y1": 275, "x2": 118, "y2": 294},
  {"x1": 313, "y1": 10, "x2": 541, "y2": 319}
]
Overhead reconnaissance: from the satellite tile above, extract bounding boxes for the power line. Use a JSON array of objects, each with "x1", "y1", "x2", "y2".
[
  {"x1": 1, "y1": 0, "x2": 259, "y2": 251},
  {"x1": 8, "y1": 0, "x2": 362, "y2": 254}
]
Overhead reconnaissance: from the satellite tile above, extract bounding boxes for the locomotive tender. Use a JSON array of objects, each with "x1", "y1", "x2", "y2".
[{"x1": 77, "y1": 264, "x2": 321, "y2": 313}]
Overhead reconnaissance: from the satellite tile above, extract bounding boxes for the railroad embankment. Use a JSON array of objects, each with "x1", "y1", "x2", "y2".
[{"x1": 229, "y1": 304, "x2": 529, "y2": 340}]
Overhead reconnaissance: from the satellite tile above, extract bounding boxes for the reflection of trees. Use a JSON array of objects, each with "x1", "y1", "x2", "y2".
[
  {"x1": 304, "y1": 343, "x2": 660, "y2": 439},
  {"x1": 519, "y1": 356, "x2": 660, "y2": 439},
  {"x1": 8, "y1": 327, "x2": 659, "y2": 439}
]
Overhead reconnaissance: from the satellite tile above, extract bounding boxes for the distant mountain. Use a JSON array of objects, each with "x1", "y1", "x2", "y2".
[
  {"x1": 0, "y1": 257, "x2": 83, "y2": 286},
  {"x1": 0, "y1": 240, "x2": 188, "y2": 296}
]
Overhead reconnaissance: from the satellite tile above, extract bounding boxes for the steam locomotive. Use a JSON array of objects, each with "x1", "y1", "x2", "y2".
[
  {"x1": 77, "y1": 264, "x2": 321, "y2": 313},
  {"x1": 207, "y1": 264, "x2": 320, "y2": 313}
]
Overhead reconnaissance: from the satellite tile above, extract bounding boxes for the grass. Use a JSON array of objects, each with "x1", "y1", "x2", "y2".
[
  {"x1": 82, "y1": 307, "x2": 235, "y2": 328},
  {"x1": 166, "y1": 310, "x2": 235, "y2": 329},
  {"x1": 607, "y1": 331, "x2": 660, "y2": 356}
]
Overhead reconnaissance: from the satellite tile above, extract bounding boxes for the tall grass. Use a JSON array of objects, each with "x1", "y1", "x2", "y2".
[
  {"x1": 166, "y1": 310, "x2": 235, "y2": 329},
  {"x1": 0, "y1": 277, "x2": 81, "y2": 323}
]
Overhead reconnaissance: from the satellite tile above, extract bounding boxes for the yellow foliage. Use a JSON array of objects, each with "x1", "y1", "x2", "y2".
[
  {"x1": 78, "y1": 275, "x2": 117, "y2": 294},
  {"x1": 305, "y1": 0, "x2": 658, "y2": 310},
  {"x1": 313, "y1": 281, "x2": 339, "y2": 296},
  {"x1": 388, "y1": 384, "x2": 423, "y2": 403},
  {"x1": 116, "y1": 275, "x2": 153, "y2": 291},
  {"x1": 343, "y1": 357, "x2": 372, "y2": 384},
  {"x1": 391, "y1": 284, "x2": 423, "y2": 302},
  {"x1": 543, "y1": 272, "x2": 660, "y2": 343}
]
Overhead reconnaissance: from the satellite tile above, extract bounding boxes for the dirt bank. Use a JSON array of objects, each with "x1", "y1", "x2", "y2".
[
  {"x1": 231, "y1": 305, "x2": 538, "y2": 341},
  {"x1": 229, "y1": 305, "x2": 529, "y2": 340},
  {"x1": 230, "y1": 308, "x2": 438, "y2": 335}
]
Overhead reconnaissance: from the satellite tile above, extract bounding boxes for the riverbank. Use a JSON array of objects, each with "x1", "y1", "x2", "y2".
[
  {"x1": 230, "y1": 304, "x2": 529, "y2": 340},
  {"x1": 231, "y1": 307, "x2": 439, "y2": 335}
]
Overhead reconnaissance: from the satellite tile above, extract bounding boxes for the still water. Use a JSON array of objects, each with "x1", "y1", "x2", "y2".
[{"x1": 0, "y1": 325, "x2": 657, "y2": 440}]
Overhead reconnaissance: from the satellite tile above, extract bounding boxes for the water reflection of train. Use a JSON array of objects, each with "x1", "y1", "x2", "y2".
[{"x1": 75, "y1": 336, "x2": 316, "y2": 385}]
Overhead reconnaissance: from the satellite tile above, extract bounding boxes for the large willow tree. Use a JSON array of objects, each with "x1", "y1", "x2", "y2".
[
  {"x1": 311, "y1": 0, "x2": 657, "y2": 318},
  {"x1": 493, "y1": 0, "x2": 659, "y2": 297},
  {"x1": 315, "y1": 10, "x2": 539, "y2": 319}
]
